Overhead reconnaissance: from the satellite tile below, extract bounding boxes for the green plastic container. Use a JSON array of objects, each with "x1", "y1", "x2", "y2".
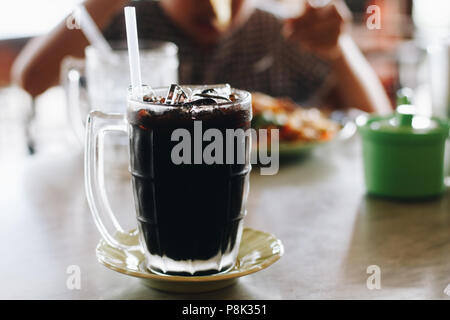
[{"x1": 358, "y1": 105, "x2": 450, "y2": 199}]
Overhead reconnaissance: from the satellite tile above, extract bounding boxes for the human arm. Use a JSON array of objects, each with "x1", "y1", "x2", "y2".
[
  {"x1": 283, "y1": 0, "x2": 392, "y2": 114},
  {"x1": 11, "y1": 0, "x2": 129, "y2": 97}
]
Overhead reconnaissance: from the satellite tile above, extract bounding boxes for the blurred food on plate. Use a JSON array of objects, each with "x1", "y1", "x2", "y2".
[{"x1": 251, "y1": 92, "x2": 340, "y2": 144}]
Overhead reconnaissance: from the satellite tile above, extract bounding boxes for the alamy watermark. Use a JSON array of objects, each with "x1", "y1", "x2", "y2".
[
  {"x1": 366, "y1": 5, "x2": 381, "y2": 30},
  {"x1": 171, "y1": 122, "x2": 279, "y2": 175},
  {"x1": 66, "y1": 264, "x2": 81, "y2": 290},
  {"x1": 67, "y1": 4, "x2": 382, "y2": 31},
  {"x1": 66, "y1": 7, "x2": 81, "y2": 30},
  {"x1": 366, "y1": 265, "x2": 381, "y2": 290},
  {"x1": 444, "y1": 283, "x2": 450, "y2": 297}
]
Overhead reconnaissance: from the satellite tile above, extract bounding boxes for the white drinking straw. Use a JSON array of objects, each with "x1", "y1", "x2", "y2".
[
  {"x1": 77, "y1": 5, "x2": 116, "y2": 62},
  {"x1": 124, "y1": 6, "x2": 143, "y2": 100}
]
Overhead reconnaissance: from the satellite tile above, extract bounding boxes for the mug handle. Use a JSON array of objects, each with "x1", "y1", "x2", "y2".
[
  {"x1": 61, "y1": 57, "x2": 87, "y2": 144},
  {"x1": 85, "y1": 111, "x2": 140, "y2": 251}
]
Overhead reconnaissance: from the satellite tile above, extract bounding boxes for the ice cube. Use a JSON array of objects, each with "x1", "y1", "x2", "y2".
[
  {"x1": 193, "y1": 93, "x2": 231, "y2": 102},
  {"x1": 190, "y1": 83, "x2": 232, "y2": 104},
  {"x1": 184, "y1": 98, "x2": 217, "y2": 107},
  {"x1": 179, "y1": 86, "x2": 193, "y2": 101},
  {"x1": 165, "y1": 84, "x2": 190, "y2": 105},
  {"x1": 200, "y1": 84, "x2": 231, "y2": 97},
  {"x1": 164, "y1": 83, "x2": 234, "y2": 106}
]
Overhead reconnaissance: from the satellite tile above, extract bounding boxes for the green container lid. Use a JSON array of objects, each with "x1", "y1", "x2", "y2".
[{"x1": 358, "y1": 105, "x2": 449, "y2": 144}]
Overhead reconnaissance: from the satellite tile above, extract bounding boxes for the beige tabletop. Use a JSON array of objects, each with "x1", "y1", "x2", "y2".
[{"x1": 1, "y1": 130, "x2": 450, "y2": 299}]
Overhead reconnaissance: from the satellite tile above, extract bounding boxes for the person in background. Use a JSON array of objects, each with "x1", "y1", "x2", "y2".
[{"x1": 11, "y1": 0, "x2": 392, "y2": 114}]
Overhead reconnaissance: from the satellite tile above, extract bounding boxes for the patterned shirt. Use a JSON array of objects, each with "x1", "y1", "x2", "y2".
[{"x1": 104, "y1": 0, "x2": 331, "y2": 102}]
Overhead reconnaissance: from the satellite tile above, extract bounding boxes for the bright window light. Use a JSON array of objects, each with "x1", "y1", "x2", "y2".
[{"x1": 0, "y1": 0, "x2": 83, "y2": 39}]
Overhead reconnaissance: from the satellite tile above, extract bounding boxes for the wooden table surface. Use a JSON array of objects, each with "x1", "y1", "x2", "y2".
[{"x1": 1, "y1": 133, "x2": 450, "y2": 300}]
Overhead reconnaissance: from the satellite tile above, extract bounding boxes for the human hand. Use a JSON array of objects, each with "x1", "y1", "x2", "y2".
[{"x1": 282, "y1": 0, "x2": 352, "y2": 61}]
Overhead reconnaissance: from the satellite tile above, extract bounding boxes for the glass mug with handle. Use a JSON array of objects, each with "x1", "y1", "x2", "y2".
[
  {"x1": 85, "y1": 85, "x2": 252, "y2": 276},
  {"x1": 61, "y1": 41, "x2": 179, "y2": 143}
]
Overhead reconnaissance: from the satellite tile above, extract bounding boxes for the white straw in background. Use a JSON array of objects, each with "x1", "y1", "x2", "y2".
[
  {"x1": 124, "y1": 6, "x2": 143, "y2": 100},
  {"x1": 77, "y1": 5, "x2": 116, "y2": 62}
]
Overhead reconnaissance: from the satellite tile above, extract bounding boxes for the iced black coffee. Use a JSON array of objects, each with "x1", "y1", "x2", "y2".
[{"x1": 127, "y1": 84, "x2": 252, "y2": 276}]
